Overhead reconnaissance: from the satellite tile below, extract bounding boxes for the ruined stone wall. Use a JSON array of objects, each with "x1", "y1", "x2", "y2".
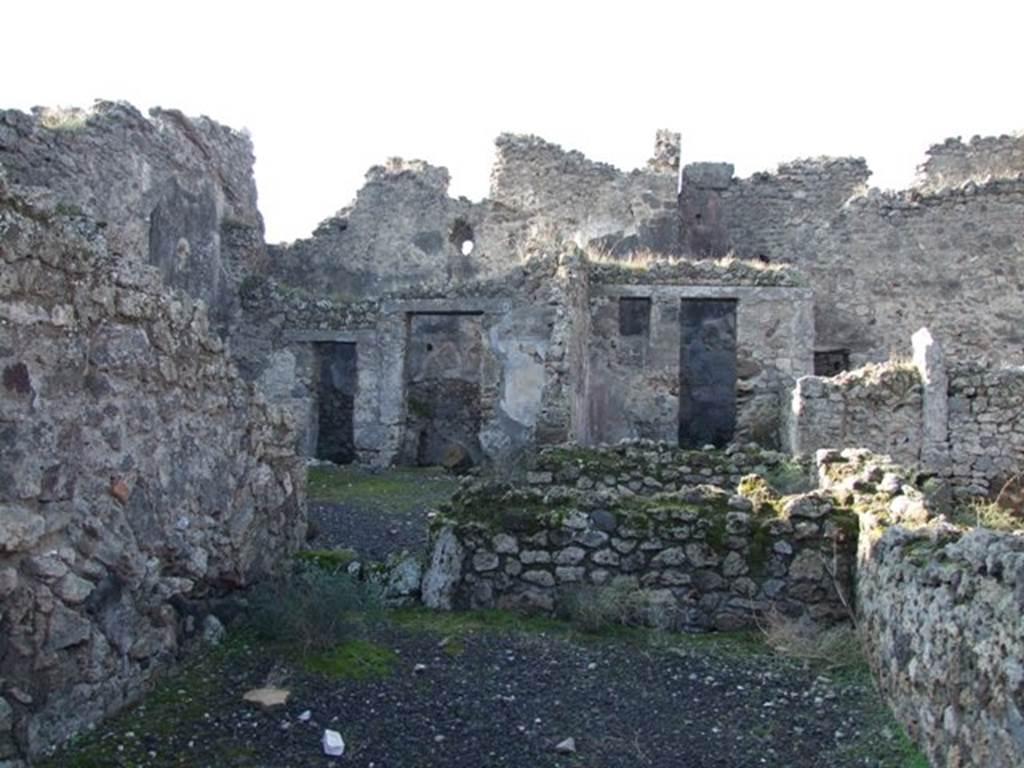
[
  {"x1": 264, "y1": 132, "x2": 683, "y2": 306},
  {"x1": 947, "y1": 365, "x2": 1024, "y2": 497},
  {"x1": 820, "y1": 450, "x2": 1024, "y2": 768},
  {"x1": 489, "y1": 134, "x2": 681, "y2": 254},
  {"x1": 0, "y1": 102, "x2": 265, "y2": 332},
  {"x1": 917, "y1": 133, "x2": 1024, "y2": 191},
  {"x1": 786, "y1": 362, "x2": 924, "y2": 468},
  {"x1": 240, "y1": 252, "x2": 577, "y2": 468},
  {"x1": 585, "y1": 263, "x2": 814, "y2": 448},
  {"x1": 422, "y1": 443, "x2": 854, "y2": 631},
  {"x1": 0, "y1": 172, "x2": 305, "y2": 760},
  {"x1": 786, "y1": 348, "x2": 1024, "y2": 499},
  {"x1": 679, "y1": 150, "x2": 1024, "y2": 367}
]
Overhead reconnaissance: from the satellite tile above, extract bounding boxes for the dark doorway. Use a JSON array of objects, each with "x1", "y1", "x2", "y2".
[
  {"x1": 314, "y1": 342, "x2": 357, "y2": 464},
  {"x1": 404, "y1": 313, "x2": 484, "y2": 467},
  {"x1": 679, "y1": 299, "x2": 737, "y2": 448}
]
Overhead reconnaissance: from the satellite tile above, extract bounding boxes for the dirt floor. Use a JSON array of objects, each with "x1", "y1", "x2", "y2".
[{"x1": 40, "y1": 466, "x2": 929, "y2": 768}]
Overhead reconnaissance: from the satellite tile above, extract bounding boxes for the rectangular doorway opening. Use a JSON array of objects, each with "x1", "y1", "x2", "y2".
[
  {"x1": 679, "y1": 299, "x2": 737, "y2": 448},
  {"x1": 314, "y1": 342, "x2": 357, "y2": 464},
  {"x1": 404, "y1": 313, "x2": 484, "y2": 468}
]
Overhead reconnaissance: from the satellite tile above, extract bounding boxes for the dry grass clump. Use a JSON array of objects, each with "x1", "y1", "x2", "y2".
[
  {"x1": 584, "y1": 245, "x2": 787, "y2": 274},
  {"x1": 38, "y1": 106, "x2": 89, "y2": 131},
  {"x1": 761, "y1": 611, "x2": 862, "y2": 669}
]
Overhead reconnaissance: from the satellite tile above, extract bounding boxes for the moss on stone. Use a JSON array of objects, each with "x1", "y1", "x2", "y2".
[{"x1": 296, "y1": 547, "x2": 358, "y2": 572}]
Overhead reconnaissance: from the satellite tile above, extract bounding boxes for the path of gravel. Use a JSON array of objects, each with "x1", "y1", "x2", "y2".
[
  {"x1": 304, "y1": 465, "x2": 458, "y2": 561},
  {"x1": 42, "y1": 618, "x2": 914, "y2": 768}
]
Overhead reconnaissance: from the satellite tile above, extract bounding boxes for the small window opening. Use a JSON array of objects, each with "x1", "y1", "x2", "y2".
[
  {"x1": 619, "y1": 297, "x2": 652, "y2": 337},
  {"x1": 449, "y1": 218, "x2": 474, "y2": 256},
  {"x1": 814, "y1": 349, "x2": 850, "y2": 377}
]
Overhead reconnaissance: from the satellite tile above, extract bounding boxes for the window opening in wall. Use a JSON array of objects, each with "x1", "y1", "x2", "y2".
[
  {"x1": 619, "y1": 297, "x2": 652, "y2": 336},
  {"x1": 814, "y1": 349, "x2": 850, "y2": 377},
  {"x1": 449, "y1": 218, "x2": 475, "y2": 256}
]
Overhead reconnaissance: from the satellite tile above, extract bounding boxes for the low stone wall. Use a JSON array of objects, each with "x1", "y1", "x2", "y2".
[
  {"x1": 0, "y1": 174, "x2": 306, "y2": 761},
  {"x1": 787, "y1": 332, "x2": 1024, "y2": 500},
  {"x1": 948, "y1": 365, "x2": 1024, "y2": 498},
  {"x1": 533, "y1": 441, "x2": 812, "y2": 494},
  {"x1": 423, "y1": 445, "x2": 856, "y2": 631},
  {"x1": 821, "y1": 449, "x2": 1024, "y2": 768},
  {"x1": 786, "y1": 362, "x2": 923, "y2": 467}
]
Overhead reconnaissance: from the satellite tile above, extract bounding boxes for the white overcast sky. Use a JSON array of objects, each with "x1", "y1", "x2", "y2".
[{"x1": 5, "y1": 1, "x2": 1022, "y2": 242}]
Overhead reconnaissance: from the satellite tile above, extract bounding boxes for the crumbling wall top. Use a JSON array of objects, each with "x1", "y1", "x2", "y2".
[{"x1": 916, "y1": 132, "x2": 1024, "y2": 191}]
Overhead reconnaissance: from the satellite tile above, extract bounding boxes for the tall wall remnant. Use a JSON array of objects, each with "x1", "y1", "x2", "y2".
[
  {"x1": 0, "y1": 102, "x2": 266, "y2": 333},
  {"x1": 0, "y1": 117, "x2": 305, "y2": 762}
]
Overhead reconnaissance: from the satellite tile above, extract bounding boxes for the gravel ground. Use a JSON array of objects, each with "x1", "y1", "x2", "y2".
[
  {"x1": 39, "y1": 468, "x2": 924, "y2": 768},
  {"x1": 304, "y1": 465, "x2": 458, "y2": 560},
  {"x1": 41, "y1": 615, "x2": 920, "y2": 768}
]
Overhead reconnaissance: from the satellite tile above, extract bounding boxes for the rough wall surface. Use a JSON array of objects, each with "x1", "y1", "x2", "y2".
[
  {"x1": 422, "y1": 442, "x2": 855, "y2": 630},
  {"x1": 820, "y1": 450, "x2": 1024, "y2": 768},
  {"x1": 0, "y1": 173, "x2": 305, "y2": 760},
  {"x1": 587, "y1": 271, "x2": 813, "y2": 448},
  {"x1": 679, "y1": 151, "x2": 1024, "y2": 367},
  {"x1": 787, "y1": 362, "x2": 924, "y2": 467},
  {"x1": 917, "y1": 133, "x2": 1024, "y2": 191},
  {"x1": 947, "y1": 365, "x2": 1024, "y2": 497},
  {"x1": 787, "y1": 349, "x2": 1023, "y2": 499},
  {"x1": 0, "y1": 102, "x2": 265, "y2": 331}
]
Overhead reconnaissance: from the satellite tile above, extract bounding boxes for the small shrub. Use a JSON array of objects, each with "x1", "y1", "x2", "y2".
[
  {"x1": 559, "y1": 584, "x2": 633, "y2": 632},
  {"x1": 39, "y1": 107, "x2": 88, "y2": 131},
  {"x1": 952, "y1": 498, "x2": 1022, "y2": 533},
  {"x1": 763, "y1": 461, "x2": 814, "y2": 496},
  {"x1": 761, "y1": 611, "x2": 862, "y2": 669},
  {"x1": 247, "y1": 568, "x2": 381, "y2": 654},
  {"x1": 559, "y1": 584, "x2": 681, "y2": 632}
]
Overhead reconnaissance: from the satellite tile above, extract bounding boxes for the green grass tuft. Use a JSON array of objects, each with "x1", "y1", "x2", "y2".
[
  {"x1": 302, "y1": 639, "x2": 398, "y2": 680},
  {"x1": 308, "y1": 465, "x2": 457, "y2": 512}
]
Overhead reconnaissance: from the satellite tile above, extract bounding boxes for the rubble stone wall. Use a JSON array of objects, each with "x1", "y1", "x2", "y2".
[
  {"x1": 917, "y1": 133, "x2": 1024, "y2": 191},
  {"x1": 820, "y1": 450, "x2": 1024, "y2": 768},
  {"x1": 0, "y1": 102, "x2": 265, "y2": 332},
  {"x1": 587, "y1": 279, "x2": 813, "y2": 448},
  {"x1": 786, "y1": 363, "x2": 924, "y2": 468},
  {"x1": 947, "y1": 365, "x2": 1024, "y2": 497},
  {"x1": 423, "y1": 443, "x2": 854, "y2": 631},
  {"x1": 679, "y1": 147, "x2": 1024, "y2": 367},
  {"x1": 0, "y1": 171, "x2": 306, "y2": 760}
]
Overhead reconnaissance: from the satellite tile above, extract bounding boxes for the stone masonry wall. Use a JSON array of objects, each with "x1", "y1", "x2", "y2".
[
  {"x1": 786, "y1": 362, "x2": 924, "y2": 468},
  {"x1": 0, "y1": 102, "x2": 265, "y2": 333},
  {"x1": 947, "y1": 365, "x2": 1024, "y2": 498},
  {"x1": 679, "y1": 149, "x2": 1024, "y2": 367},
  {"x1": 917, "y1": 133, "x2": 1024, "y2": 191},
  {"x1": 586, "y1": 264, "x2": 813, "y2": 448},
  {"x1": 423, "y1": 443, "x2": 855, "y2": 631},
  {"x1": 820, "y1": 450, "x2": 1024, "y2": 768},
  {"x1": 0, "y1": 170, "x2": 306, "y2": 760},
  {"x1": 787, "y1": 345, "x2": 1023, "y2": 499}
]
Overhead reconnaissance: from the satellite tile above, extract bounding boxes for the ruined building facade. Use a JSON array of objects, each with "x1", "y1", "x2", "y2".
[
  {"x1": 3, "y1": 105, "x2": 1023, "y2": 482},
  {"x1": 1, "y1": 102, "x2": 1023, "y2": 760}
]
